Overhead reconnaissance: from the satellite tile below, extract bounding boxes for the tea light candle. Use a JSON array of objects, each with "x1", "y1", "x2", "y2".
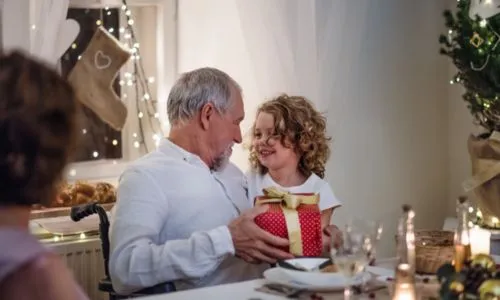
[
  {"x1": 470, "y1": 225, "x2": 491, "y2": 255},
  {"x1": 393, "y1": 283, "x2": 416, "y2": 300},
  {"x1": 393, "y1": 264, "x2": 417, "y2": 300}
]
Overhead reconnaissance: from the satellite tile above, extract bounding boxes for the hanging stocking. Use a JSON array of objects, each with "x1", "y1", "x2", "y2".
[{"x1": 68, "y1": 26, "x2": 131, "y2": 131}]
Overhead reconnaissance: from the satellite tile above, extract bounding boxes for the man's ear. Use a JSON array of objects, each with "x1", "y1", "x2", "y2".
[{"x1": 200, "y1": 102, "x2": 215, "y2": 130}]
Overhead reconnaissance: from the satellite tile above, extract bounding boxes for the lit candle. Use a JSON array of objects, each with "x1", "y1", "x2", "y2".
[
  {"x1": 393, "y1": 283, "x2": 416, "y2": 300},
  {"x1": 393, "y1": 264, "x2": 417, "y2": 300},
  {"x1": 470, "y1": 226, "x2": 491, "y2": 255}
]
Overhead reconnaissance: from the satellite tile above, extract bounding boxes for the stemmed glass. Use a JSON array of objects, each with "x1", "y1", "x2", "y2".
[{"x1": 330, "y1": 219, "x2": 383, "y2": 299}]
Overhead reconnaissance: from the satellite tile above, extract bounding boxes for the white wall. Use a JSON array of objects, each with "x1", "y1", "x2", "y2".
[{"x1": 178, "y1": 0, "x2": 451, "y2": 257}]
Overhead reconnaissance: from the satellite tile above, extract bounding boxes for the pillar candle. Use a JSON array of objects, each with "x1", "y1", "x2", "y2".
[{"x1": 470, "y1": 225, "x2": 491, "y2": 256}]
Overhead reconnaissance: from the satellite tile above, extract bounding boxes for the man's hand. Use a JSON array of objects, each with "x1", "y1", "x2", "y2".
[
  {"x1": 322, "y1": 224, "x2": 343, "y2": 253},
  {"x1": 228, "y1": 205, "x2": 294, "y2": 264}
]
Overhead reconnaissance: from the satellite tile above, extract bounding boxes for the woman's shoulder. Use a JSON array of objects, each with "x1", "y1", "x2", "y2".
[{"x1": 0, "y1": 252, "x2": 89, "y2": 299}]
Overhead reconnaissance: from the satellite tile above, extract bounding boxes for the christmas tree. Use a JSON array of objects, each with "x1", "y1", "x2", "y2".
[{"x1": 440, "y1": 0, "x2": 500, "y2": 133}]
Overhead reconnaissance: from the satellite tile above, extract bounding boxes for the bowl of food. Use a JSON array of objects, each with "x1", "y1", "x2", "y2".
[{"x1": 276, "y1": 257, "x2": 368, "y2": 287}]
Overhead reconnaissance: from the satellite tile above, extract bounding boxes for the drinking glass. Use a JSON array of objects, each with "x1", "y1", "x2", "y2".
[{"x1": 330, "y1": 219, "x2": 382, "y2": 299}]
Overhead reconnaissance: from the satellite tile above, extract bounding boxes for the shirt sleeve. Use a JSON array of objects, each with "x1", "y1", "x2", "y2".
[
  {"x1": 109, "y1": 168, "x2": 234, "y2": 295},
  {"x1": 318, "y1": 182, "x2": 342, "y2": 211}
]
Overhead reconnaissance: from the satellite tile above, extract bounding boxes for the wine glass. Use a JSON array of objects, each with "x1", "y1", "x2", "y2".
[{"x1": 331, "y1": 219, "x2": 382, "y2": 299}]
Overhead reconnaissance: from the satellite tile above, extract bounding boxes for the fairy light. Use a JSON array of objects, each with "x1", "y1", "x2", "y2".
[
  {"x1": 148, "y1": 77, "x2": 155, "y2": 83},
  {"x1": 480, "y1": 19, "x2": 488, "y2": 28},
  {"x1": 92, "y1": 151, "x2": 99, "y2": 158},
  {"x1": 138, "y1": 112, "x2": 144, "y2": 118},
  {"x1": 82, "y1": 128, "x2": 87, "y2": 134},
  {"x1": 112, "y1": 139, "x2": 118, "y2": 146},
  {"x1": 69, "y1": 169, "x2": 77, "y2": 177},
  {"x1": 134, "y1": 141, "x2": 140, "y2": 148},
  {"x1": 143, "y1": 93, "x2": 150, "y2": 100},
  {"x1": 71, "y1": 43, "x2": 77, "y2": 49},
  {"x1": 96, "y1": 20, "x2": 102, "y2": 26}
]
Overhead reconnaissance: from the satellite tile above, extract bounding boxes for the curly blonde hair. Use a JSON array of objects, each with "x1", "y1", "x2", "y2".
[{"x1": 248, "y1": 94, "x2": 331, "y2": 179}]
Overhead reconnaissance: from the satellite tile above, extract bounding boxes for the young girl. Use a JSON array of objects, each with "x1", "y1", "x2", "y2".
[{"x1": 246, "y1": 94, "x2": 341, "y2": 253}]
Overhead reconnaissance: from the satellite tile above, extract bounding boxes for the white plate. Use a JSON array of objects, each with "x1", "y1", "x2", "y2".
[
  {"x1": 263, "y1": 267, "x2": 371, "y2": 292},
  {"x1": 277, "y1": 258, "x2": 345, "y2": 286},
  {"x1": 366, "y1": 266, "x2": 394, "y2": 278}
]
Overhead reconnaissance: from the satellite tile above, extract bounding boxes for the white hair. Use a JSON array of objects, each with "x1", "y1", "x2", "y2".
[{"x1": 167, "y1": 67, "x2": 242, "y2": 125}]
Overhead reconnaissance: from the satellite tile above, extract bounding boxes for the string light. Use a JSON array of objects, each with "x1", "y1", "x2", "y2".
[
  {"x1": 92, "y1": 151, "x2": 99, "y2": 158},
  {"x1": 31, "y1": 24, "x2": 36, "y2": 30},
  {"x1": 69, "y1": 169, "x2": 77, "y2": 177},
  {"x1": 82, "y1": 128, "x2": 87, "y2": 134},
  {"x1": 96, "y1": 20, "x2": 102, "y2": 26},
  {"x1": 480, "y1": 19, "x2": 488, "y2": 28},
  {"x1": 71, "y1": 43, "x2": 77, "y2": 49},
  {"x1": 138, "y1": 112, "x2": 144, "y2": 118}
]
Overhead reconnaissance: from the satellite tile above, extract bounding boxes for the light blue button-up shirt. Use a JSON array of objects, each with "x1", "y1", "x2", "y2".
[{"x1": 109, "y1": 139, "x2": 267, "y2": 294}]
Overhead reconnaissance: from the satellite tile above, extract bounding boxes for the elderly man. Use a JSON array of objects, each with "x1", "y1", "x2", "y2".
[{"x1": 109, "y1": 67, "x2": 294, "y2": 295}]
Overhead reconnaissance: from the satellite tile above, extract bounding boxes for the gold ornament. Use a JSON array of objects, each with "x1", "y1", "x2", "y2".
[
  {"x1": 472, "y1": 254, "x2": 497, "y2": 272},
  {"x1": 450, "y1": 281, "x2": 465, "y2": 293},
  {"x1": 479, "y1": 279, "x2": 500, "y2": 300},
  {"x1": 470, "y1": 32, "x2": 485, "y2": 48}
]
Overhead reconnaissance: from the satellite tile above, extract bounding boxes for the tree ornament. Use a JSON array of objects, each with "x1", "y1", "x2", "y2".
[
  {"x1": 470, "y1": 32, "x2": 485, "y2": 48},
  {"x1": 469, "y1": 0, "x2": 500, "y2": 20}
]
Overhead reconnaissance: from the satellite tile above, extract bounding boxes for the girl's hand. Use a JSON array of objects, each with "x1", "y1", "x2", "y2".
[{"x1": 322, "y1": 224, "x2": 343, "y2": 254}]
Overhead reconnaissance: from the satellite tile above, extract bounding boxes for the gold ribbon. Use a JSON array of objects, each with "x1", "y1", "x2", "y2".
[{"x1": 255, "y1": 187, "x2": 319, "y2": 256}]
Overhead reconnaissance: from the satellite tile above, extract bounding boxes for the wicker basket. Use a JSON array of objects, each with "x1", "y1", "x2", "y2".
[{"x1": 415, "y1": 230, "x2": 455, "y2": 274}]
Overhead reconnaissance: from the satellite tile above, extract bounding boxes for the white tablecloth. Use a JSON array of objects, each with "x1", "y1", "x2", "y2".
[
  {"x1": 135, "y1": 258, "x2": 398, "y2": 300},
  {"x1": 136, "y1": 279, "x2": 284, "y2": 300}
]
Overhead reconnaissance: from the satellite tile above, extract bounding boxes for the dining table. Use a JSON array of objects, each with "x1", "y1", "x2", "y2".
[{"x1": 134, "y1": 258, "x2": 399, "y2": 300}]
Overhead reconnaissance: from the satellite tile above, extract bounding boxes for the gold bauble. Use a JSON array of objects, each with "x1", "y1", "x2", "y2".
[
  {"x1": 450, "y1": 281, "x2": 465, "y2": 293},
  {"x1": 479, "y1": 279, "x2": 500, "y2": 300},
  {"x1": 472, "y1": 254, "x2": 497, "y2": 273}
]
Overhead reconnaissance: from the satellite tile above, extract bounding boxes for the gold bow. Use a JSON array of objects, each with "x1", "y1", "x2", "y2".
[
  {"x1": 258, "y1": 187, "x2": 318, "y2": 209},
  {"x1": 255, "y1": 187, "x2": 319, "y2": 256}
]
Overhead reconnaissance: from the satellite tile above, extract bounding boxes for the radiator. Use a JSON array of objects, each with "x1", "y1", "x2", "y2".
[{"x1": 47, "y1": 237, "x2": 108, "y2": 300}]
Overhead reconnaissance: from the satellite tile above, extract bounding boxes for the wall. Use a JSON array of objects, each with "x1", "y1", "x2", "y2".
[{"x1": 178, "y1": 0, "x2": 451, "y2": 257}]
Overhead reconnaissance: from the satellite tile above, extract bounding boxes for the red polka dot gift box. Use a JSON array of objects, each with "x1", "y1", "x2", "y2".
[{"x1": 254, "y1": 187, "x2": 322, "y2": 257}]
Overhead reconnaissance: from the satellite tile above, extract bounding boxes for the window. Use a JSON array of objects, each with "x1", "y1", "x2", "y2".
[
  {"x1": 61, "y1": 8, "x2": 123, "y2": 162},
  {"x1": 64, "y1": 0, "x2": 177, "y2": 182}
]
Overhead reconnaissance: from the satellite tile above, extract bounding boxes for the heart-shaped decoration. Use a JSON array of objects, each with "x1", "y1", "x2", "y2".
[{"x1": 94, "y1": 50, "x2": 112, "y2": 70}]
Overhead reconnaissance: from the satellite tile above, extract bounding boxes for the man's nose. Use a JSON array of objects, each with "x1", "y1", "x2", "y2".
[{"x1": 234, "y1": 127, "x2": 243, "y2": 144}]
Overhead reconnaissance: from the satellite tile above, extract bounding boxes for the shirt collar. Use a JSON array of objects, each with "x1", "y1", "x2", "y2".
[{"x1": 158, "y1": 138, "x2": 209, "y2": 169}]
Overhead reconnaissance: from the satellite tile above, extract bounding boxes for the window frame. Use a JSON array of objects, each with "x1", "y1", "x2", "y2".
[{"x1": 65, "y1": 0, "x2": 177, "y2": 182}]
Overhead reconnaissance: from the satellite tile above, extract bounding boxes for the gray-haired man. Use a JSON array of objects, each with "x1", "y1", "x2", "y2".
[{"x1": 109, "y1": 67, "x2": 293, "y2": 295}]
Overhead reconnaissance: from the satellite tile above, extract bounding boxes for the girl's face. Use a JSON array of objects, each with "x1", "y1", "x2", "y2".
[{"x1": 252, "y1": 111, "x2": 299, "y2": 171}]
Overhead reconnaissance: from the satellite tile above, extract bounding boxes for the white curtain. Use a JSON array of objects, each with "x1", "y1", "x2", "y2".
[
  {"x1": 234, "y1": 0, "x2": 317, "y2": 102},
  {"x1": 234, "y1": 0, "x2": 371, "y2": 133}
]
